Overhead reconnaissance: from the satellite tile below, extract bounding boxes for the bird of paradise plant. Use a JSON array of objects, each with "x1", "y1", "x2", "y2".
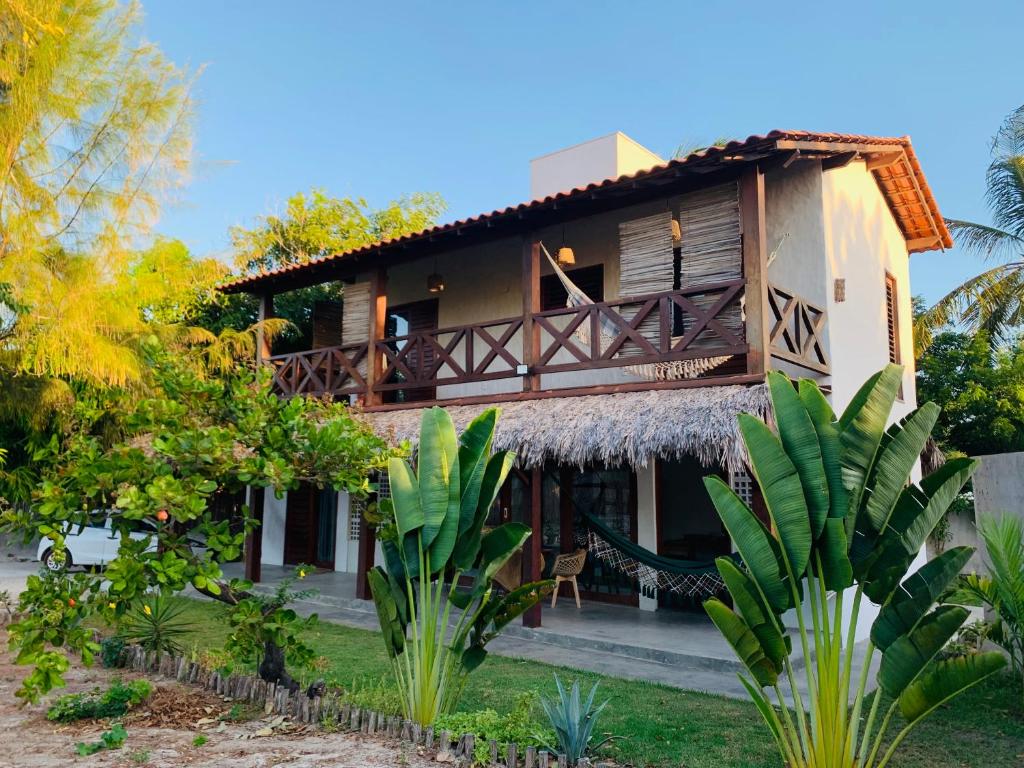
[
  {"x1": 368, "y1": 407, "x2": 552, "y2": 726},
  {"x1": 703, "y1": 365, "x2": 1006, "y2": 768}
]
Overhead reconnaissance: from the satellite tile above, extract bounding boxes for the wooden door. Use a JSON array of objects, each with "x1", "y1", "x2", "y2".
[
  {"x1": 284, "y1": 484, "x2": 336, "y2": 569},
  {"x1": 384, "y1": 298, "x2": 439, "y2": 403}
]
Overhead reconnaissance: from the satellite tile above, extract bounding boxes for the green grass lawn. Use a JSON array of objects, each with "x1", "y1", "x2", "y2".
[{"x1": 165, "y1": 599, "x2": 1023, "y2": 768}]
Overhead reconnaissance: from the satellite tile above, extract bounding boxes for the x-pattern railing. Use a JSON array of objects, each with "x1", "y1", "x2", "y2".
[
  {"x1": 768, "y1": 283, "x2": 829, "y2": 373},
  {"x1": 267, "y1": 343, "x2": 368, "y2": 397}
]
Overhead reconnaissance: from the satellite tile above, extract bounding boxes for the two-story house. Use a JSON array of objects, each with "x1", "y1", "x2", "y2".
[{"x1": 219, "y1": 130, "x2": 950, "y2": 630}]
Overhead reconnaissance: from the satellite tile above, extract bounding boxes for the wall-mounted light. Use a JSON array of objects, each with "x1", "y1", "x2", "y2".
[
  {"x1": 834, "y1": 278, "x2": 846, "y2": 303},
  {"x1": 671, "y1": 218, "x2": 682, "y2": 244}
]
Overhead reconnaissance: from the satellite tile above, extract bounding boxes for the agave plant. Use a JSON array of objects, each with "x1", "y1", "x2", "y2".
[
  {"x1": 368, "y1": 407, "x2": 552, "y2": 726},
  {"x1": 703, "y1": 365, "x2": 1006, "y2": 768},
  {"x1": 538, "y1": 675, "x2": 614, "y2": 763},
  {"x1": 118, "y1": 594, "x2": 194, "y2": 656}
]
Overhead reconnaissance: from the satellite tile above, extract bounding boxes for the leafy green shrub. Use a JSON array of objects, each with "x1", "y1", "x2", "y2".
[
  {"x1": 100, "y1": 636, "x2": 126, "y2": 668},
  {"x1": 47, "y1": 679, "x2": 152, "y2": 722},
  {"x1": 76, "y1": 723, "x2": 128, "y2": 755},
  {"x1": 537, "y1": 676, "x2": 613, "y2": 762},
  {"x1": 192, "y1": 734, "x2": 208, "y2": 747},
  {"x1": 436, "y1": 693, "x2": 553, "y2": 766}
]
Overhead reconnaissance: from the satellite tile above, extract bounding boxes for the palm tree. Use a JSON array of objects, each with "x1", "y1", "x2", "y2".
[{"x1": 917, "y1": 105, "x2": 1024, "y2": 351}]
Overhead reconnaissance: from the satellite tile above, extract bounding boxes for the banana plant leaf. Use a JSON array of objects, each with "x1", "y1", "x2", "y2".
[
  {"x1": 705, "y1": 598, "x2": 780, "y2": 687},
  {"x1": 452, "y1": 450, "x2": 515, "y2": 571},
  {"x1": 388, "y1": 457, "x2": 424, "y2": 539},
  {"x1": 463, "y1": 580, "x2": 553, "y2": 671},
  {"x1": 716, "y1": 557, "x2": 790, "y2": 671},
  {"x1": 878, "y1": 605, "x2": 969, "y2": 697},
  {"x1": 467, "y1": 522, "x2": 532, "y2": 598},
  {"x1": 838, "y1": 364, "x2": 903, "y2": 513},
  {"x1": 768, "y1": 372, "x2": 829, "y2": 539},
  {"x1": 798, "y1": 380, "x2": 847, "y2": 523},
  {"x1": 418, "y1": 408, "x2": 461, "y2": 557},
  {"x1": 368, "y1": 567, "x2": 406, "y2": 659},
  {"x1": 457, "y1": 409, "x2": 498, "y2": 536},
  {"x1": 704, "y1": 476, "x2": 792, "y2": 613},
  {"x1": 862, "y1": 403, "x2": 940, "y2": 534},
  {"x1": 739, "y1": 414, "x2": 812, "y2": 579},
  {"x1": 871, "y1": 546, "x2": 974, "y2": 651},
  {"x1": 898, "y1": 651, "x2": 1006, "y2": 723}
]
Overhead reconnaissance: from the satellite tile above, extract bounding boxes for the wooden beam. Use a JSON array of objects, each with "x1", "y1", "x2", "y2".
[
  {"x1": 355, "y1": 506, "x2": 376, "y2": 600},
  {"x1": 361, "y1": 373, "x2": 765, "y2": 412},
  {"x1": 821, "y1": 151, "x2": 859, "y2": 171},
  {"x1": 774, "y1": 139, "x2": 904, "y2": 155},
  {"x1": 365, "y1": 267, "x2": 388, "y2": 407},
  {"x1": 906, "y1": 235, "x2": 942, "y2": 251},
  {"x1": 257, "y1": 293, "x2": 275, "y2": 363},
  {"x1": 864, "y1": 151, "x2": 905, "y2": 171},
  {"x1": 243, "y1": 487, "x2": 265, "y2": 583},
  {"x1": 740, "y1": 166, "x2": 770, "y2": 376},
  {"x1": 522, "y1": 466, "x2": 543, "y2": 628},
  {"x1": 522, "y1": 236, "x2": 541, "y2": 392}
]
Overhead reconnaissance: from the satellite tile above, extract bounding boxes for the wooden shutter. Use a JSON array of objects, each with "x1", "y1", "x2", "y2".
[
  {"x1": 312, "y1": 301, "x2": 343, "y2": 348},
  {"x1": 885, "y1": 273, "x2": 900, "y2": 364}
]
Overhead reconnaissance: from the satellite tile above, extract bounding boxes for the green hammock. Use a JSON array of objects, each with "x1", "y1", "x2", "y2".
[{"x1": 575, "y1": 511, "x2": 734, "y2": 599}]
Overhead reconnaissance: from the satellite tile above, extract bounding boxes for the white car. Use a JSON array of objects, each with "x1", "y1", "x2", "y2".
[{"x1": 37, "y1": 515, "x2": 155, "y2": 571}]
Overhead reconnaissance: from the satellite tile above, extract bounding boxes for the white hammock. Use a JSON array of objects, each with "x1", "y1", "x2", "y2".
[{"x1": 541, "y1": 244, "x2": 732, "y2": 381}]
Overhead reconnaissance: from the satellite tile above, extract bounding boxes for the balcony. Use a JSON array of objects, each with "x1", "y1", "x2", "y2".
[{"x1": 264, "y1": 280, "x2": 829, "y2": 408}]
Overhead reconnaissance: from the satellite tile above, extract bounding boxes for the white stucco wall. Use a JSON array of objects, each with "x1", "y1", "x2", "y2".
[
  {"x1": 529, "y1": 132, "x2": 663, "y2": 201},
  {"x1": 821, "y1": 161, "x2": 916, "y2": 419},
  {"x1": 260, "y1": 490, "x2": 287, "y2": 567}
]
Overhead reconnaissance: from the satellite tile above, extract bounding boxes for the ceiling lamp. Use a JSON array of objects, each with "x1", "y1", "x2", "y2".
[
  {"x1": 556, "y1": 225, "x2": 575, "y2": 266},
  {"x1": 427, "y1": 256, "x2": 445, "y2": 293}
]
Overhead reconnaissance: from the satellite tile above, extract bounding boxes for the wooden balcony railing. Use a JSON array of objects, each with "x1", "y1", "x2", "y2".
[
  {"x1": 264, "y1": 280, "x2": 826, "y2": 401},
  {"x1": 768, "y1": 283, "x2": 829, "y2": 374},
  {"x1": 267, "y1": 342, "x2": 368, "y2": 398}
]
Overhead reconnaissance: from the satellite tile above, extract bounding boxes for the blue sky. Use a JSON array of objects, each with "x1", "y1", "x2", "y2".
[{"x1": 143, "y1": 1, "x2": 1023, "y2": 303}]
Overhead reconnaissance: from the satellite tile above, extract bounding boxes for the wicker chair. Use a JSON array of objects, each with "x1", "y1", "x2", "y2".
[{"x1": 549, "y1": 548, "x2": 587, "y2": 608}]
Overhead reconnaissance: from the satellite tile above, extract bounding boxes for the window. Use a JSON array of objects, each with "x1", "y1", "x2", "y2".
[
  {"x1": 541, "y1": 265, "x2": 604, "y2": 311},
  {"x1": 885, "y1": 273, "x2": 900, "y2": 364}
]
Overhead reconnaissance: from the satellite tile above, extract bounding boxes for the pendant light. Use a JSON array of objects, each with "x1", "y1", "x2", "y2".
[
  {"x1": 427, "y1": 255, "x2": 445, "y2": 293},
  {"x1": 556, "y1": 225, "x2": 575, "y2": 267}
]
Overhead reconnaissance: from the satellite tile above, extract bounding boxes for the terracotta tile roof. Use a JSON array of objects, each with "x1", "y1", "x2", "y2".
[{"x1": 219, "y1": 129, "x2": 951, "y2": 294}]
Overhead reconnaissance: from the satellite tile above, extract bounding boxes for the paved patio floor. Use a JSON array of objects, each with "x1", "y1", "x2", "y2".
[{"x1": 228, "y1": 564, "x2": 752, "y2": 696}]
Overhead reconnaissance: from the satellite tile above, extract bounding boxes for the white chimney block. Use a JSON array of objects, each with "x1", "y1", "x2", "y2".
[{"x1": 529, "y1": 131, "x2": 664, "y2": 201}]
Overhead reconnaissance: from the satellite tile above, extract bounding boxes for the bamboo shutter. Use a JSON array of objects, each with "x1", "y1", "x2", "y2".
[
  {"x1": 618, "y1": 211, "x2": 674, "y2": 354},
  {"x1": 341, "y1": 282, "x2": 371, "y2": 376},
  {"x1": 678, "y1": 182, "x2": 743, "y2": 348}
]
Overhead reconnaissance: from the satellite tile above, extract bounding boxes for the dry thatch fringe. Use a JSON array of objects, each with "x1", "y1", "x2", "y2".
[
  {"x1": 921, "y1": 436, "x2": 947, "y2": 477},
  {"x1": 362, "y1": 384, "x2": 769, "y2": 473}
]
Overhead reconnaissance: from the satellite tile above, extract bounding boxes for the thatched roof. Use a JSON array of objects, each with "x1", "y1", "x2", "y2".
[
  {"x1": 360, "y1": 384, "x2": 769, "y2": 473},
  {"x1": 921, "y1": 437, "x2": 947, "y2": 477}
]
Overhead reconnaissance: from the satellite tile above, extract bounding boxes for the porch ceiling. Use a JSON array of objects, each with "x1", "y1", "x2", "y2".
[{"x1": 359, "y1": 384, "x2": 770, "y2": 474}]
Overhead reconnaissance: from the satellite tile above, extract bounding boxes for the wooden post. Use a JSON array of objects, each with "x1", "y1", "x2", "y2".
[
  {"x1": 365, "y1": 267, "x2": 388, "y2": 406},
  {"x1": 521, "y1": 236, "x2": 541, "y2": 392},
  {"x1": 244, "y1": 487, "x2": 265, "y2": 582},
  {"x1": 355, "y1": 510, "x2": 376, "y2": 600},
  {"x1": 740, "y1": 166, "x2": 770, "y2": 375},
  {"x1": 522, "y1": 465, "x2": 543, "y2": 627},
  {"x1": 257, "y1": 293, "x2": 275, "y2": 364}
]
